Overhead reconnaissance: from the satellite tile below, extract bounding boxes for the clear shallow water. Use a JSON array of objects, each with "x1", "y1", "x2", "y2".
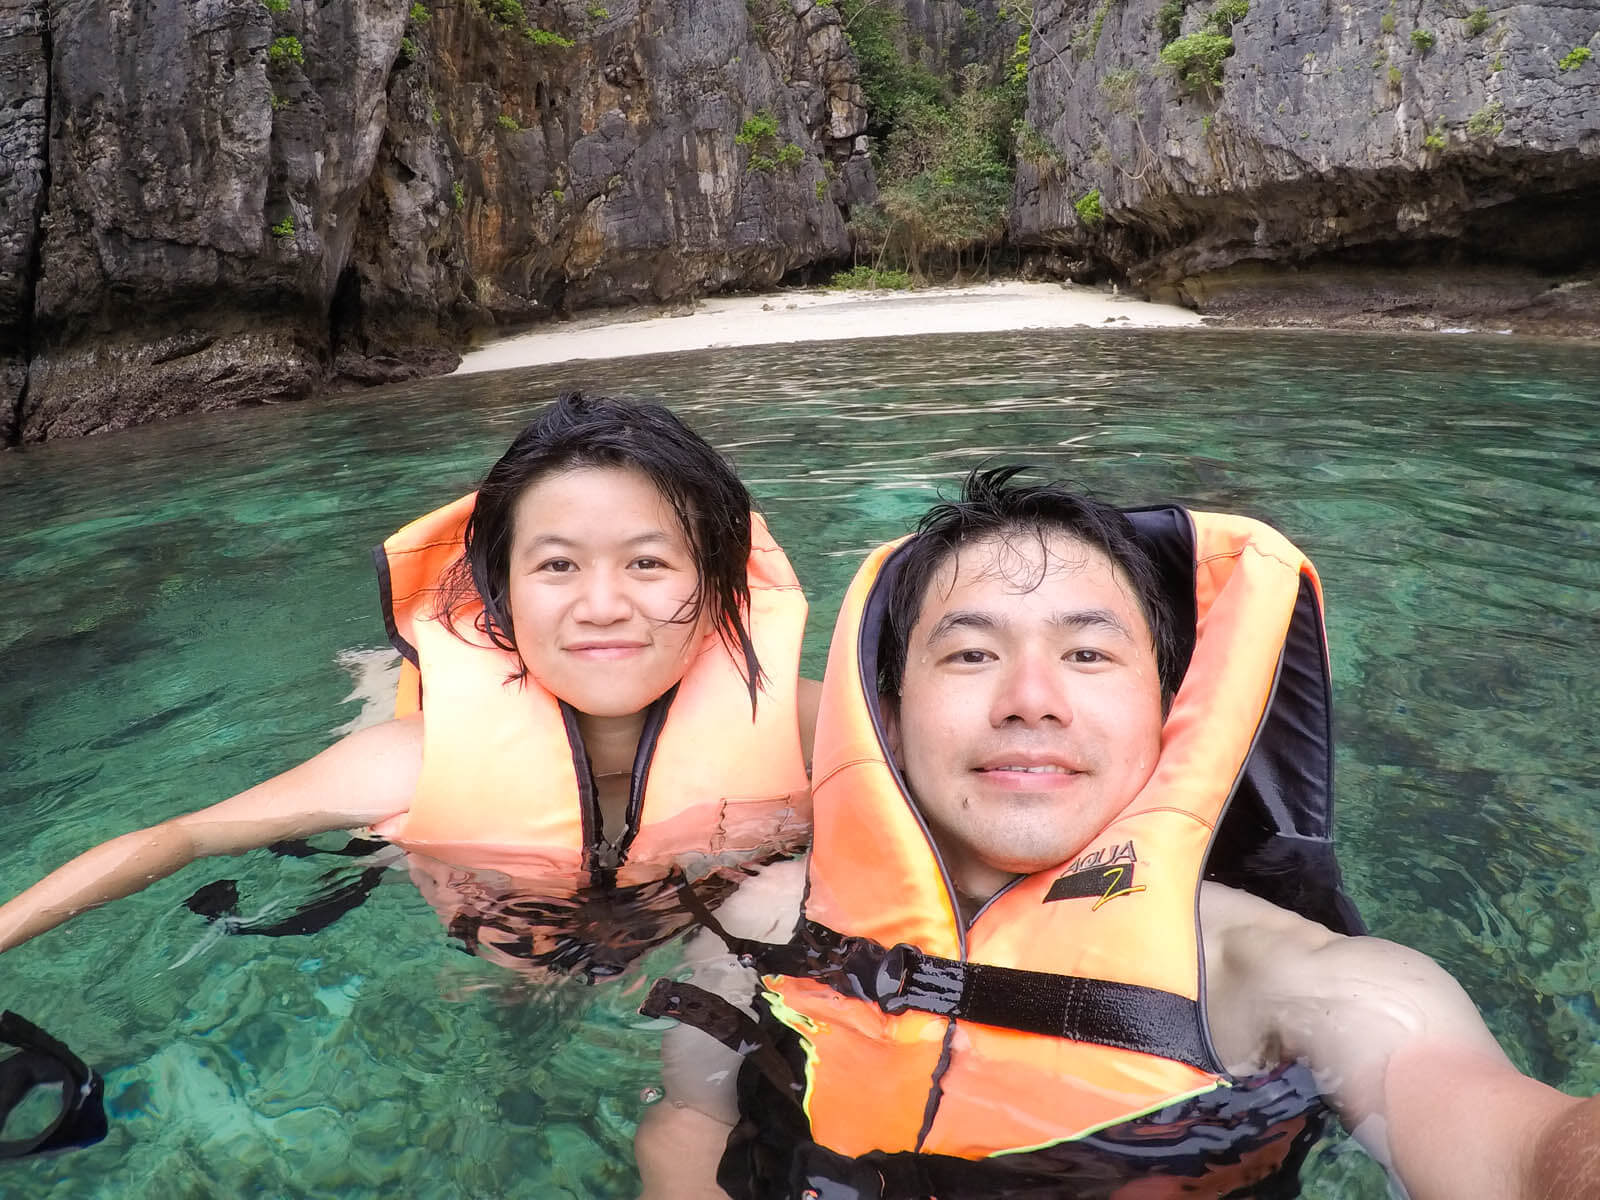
[{"x1": 2, "y1": 329, "x2": 1597, "y2": 1196}]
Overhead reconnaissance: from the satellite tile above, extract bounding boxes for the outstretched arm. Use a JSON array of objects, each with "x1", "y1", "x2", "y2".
[
  {"x1": 1201, "y1": 882, "x2": 1599, "y2": 1200},
  {"x1": 0, "y1": 714, "x2": 423, "y2": 954}
]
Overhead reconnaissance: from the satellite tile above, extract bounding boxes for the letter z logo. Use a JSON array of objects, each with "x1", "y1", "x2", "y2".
[{"x1": 1044, "y1": 841, "x2": 1146, "y2": 910}]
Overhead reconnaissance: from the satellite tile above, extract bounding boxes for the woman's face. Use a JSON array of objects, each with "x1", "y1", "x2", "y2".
[{"x1": 505, "y1": 466, "x2": 707, "y2": 719}]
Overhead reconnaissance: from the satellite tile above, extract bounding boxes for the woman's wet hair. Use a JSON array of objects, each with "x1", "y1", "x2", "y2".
[
  {"x1": 878, "y1": 466, "x2": 1182, "y2": 704},
  {"x1": 436, "y1": 391, "x2": 763, "y2": 709}
]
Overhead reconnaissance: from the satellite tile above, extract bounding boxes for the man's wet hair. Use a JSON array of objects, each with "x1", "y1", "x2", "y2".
[
  {"x1": 878, "y1": 466, "x2": 1183, "y2": 703},
  {"x1": 436, "y1": 391, "x2": 763, "y2": 708}
]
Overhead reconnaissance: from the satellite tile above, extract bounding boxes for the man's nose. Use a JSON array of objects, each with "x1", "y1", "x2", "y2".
[
  {"x1": 992, "y1": 652, "x2": 1072, "y2": 727},
  {"x1": 573, "y1": 570, "x2": 631, "y2": 624}
]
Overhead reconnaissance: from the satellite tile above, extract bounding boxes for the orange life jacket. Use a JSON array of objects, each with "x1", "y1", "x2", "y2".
[
  {"x1": 762, "y1": 507, "x2": 1361, "y2": 1164},
  {"x1": 368, "y1": 493, "x2": 811, "y2": 878}
]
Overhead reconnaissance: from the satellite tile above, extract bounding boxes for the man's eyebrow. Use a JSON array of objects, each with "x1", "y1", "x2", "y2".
[
  {"x1": 1051, "y1": 608, "x2": 1135, "y2": 639},
  {"x1": 924, "y1": 610, "x2": 999, "y2": 644}
]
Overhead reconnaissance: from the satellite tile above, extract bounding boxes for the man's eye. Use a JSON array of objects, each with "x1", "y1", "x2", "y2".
[
  {"x1": 1067, "y1": 648, "x2": 1108, "y2": 664},
  {"x1": 948, "y1": 649, "x2": 993, "y2": 665}
]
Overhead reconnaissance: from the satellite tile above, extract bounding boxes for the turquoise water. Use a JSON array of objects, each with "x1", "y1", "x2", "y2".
[{"x1": 1, "y1": 329, "x2": 1597, "y2": 1196}]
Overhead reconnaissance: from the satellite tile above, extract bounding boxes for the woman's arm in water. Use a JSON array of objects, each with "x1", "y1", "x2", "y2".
[{"x1": 0, "y1": 714, "x2": 423, "y2": 955}]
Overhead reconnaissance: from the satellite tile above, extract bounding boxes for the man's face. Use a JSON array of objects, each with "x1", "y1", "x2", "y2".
[{"x1": 883, "y1": 532, "x2": 1165, "y2": 903}]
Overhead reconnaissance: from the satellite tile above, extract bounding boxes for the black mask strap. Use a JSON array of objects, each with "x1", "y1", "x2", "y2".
[{"x1": 0, "y1": 1011, "x2": 108, "y2": 1159}]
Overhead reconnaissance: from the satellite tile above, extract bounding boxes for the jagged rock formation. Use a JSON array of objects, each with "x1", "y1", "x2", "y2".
[
  {"x1": 892, "y1": 0, "x2": 1020, "y2": 83},
  {"x1": 0, "y1": 0, "x2": 49, "y2": 445},
  {"x1": 1013, "y1": 0, "x2": 1600, "y2": 329},
  {"x1": 4, "y1": 0, "x2": 872, "y2": 442}
]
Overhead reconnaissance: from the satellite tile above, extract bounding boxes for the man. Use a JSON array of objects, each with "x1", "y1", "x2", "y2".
[{"x1": 638, "y1": 468, "x2": 1599, "y2": 1199}]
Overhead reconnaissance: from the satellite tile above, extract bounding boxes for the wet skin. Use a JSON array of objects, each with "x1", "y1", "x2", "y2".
[
  {"x1": 882, "y1": 532, "x2": 1166, "y2": 905},
  {"x1": 508, "y1": 464, "x2": 708, "y2": 726}
]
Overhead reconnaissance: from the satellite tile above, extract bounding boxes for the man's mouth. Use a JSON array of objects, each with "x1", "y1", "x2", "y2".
[
  {"x1": 978, "y1": 764, "x2": 1078, "y2": 774},
  {"x1": 972, "y1": 764, "x2": 1075, "y2": 774}
]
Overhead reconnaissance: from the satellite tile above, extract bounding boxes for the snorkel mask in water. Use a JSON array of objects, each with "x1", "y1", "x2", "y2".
[{"x1": 0, "y1": 1011, "x2": 108, "y2": 1160}]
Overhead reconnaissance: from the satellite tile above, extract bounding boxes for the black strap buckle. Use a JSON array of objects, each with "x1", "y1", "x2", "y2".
[{"x1": 872, "y1": 943, "x2": 965, "y2": 1016}]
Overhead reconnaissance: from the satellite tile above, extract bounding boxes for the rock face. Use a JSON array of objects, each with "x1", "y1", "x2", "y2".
[
  {"x1": 0, "y1": 0, "x2": 49, "y2": 445},
  {"x1": 5, "y1": 0, "x2": 873, "y2": 442},
  {"x1": 1013, "y1": 0, "x2": 1600, "y2": 326},
  {"x1": 892, "y1": 0, "x2": 1020, "y2": 83}
]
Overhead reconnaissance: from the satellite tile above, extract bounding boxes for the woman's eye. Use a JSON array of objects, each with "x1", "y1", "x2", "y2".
[
  {"x1": 631, "y1": 557, "x2": 667, "y2": 571},
  {"x1": 1067, "y1": 648, "x2": 1108, "y2": 665},
  {"x1": 538, "y1": 558, "x2": 576, "y2": 573}
]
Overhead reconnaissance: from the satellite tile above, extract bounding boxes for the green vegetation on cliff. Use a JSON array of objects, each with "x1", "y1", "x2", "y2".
[
  {"x1": 1466, "y1": 100, "x2": 1505, "y2": 136},
  {"x1": 1153, "y1": 0, "x2": 1242, "y2": 90},
  {"x1": 268, "y1": 36, "x2": 304, "y2": 68},
  {"x1": 838, "y1": 0, "x2": 946, "y2": 136},
  {"x1": 839, "y1": 2, "x2": 1025, "y2": 279},
  {"x1": 735, "y1": 110, "x2": 807, "y2": 173},
  {"x1": 1075, "y1": 189, "x2": 1105, "y2": 226},
  {"x1": 473, "y1": 0, "x2": 575, "y2": 48},
  {"x1": 1160, "y1": 30, "x2": 1233, "y2": 90}
]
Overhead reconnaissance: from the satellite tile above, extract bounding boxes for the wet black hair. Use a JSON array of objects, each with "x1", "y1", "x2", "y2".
[
  {"x1": 435, "y1": 391, "x2": 763, "y2": 710},
  {"x1": 878, "y1": 466, "x2": 1181, "y2": 704}
]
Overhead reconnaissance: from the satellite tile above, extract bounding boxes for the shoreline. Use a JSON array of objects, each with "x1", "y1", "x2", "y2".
[
  {"x1": 452, "y1": 281, "x2": 1204, "y2": 376},
  {"x1": 452, "y1": 279, "x2": 1598, "y2": 377}
]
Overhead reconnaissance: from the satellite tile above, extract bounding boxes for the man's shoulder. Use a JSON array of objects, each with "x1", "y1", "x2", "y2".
[
  {"x1": 1196, "y1": 882, "x2": 1349, "y2": 1073},
  {"x1": 1197, "y1": 880, "x2": 1339, "y2": 951}
]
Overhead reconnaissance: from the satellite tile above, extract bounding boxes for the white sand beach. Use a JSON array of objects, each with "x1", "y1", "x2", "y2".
[{"x1": 452, "y1": 280, "x2": 1204, "y2": 375}]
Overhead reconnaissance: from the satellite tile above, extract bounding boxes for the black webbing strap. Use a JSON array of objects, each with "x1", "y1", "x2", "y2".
[
  {"x1": 943, "y1": 960, "x2": 1213, "y2": 1069},
  {"x1": 639, "y1": 979, "x2": 804, "y2": 1107},
  {"x1": 741, "y1": 921, "x2": 1216, "y2": 1073}
]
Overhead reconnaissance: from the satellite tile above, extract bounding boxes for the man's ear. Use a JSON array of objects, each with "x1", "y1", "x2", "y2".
[{"x1": 880, "y1": 694, "x2": 904, "y2": 767}]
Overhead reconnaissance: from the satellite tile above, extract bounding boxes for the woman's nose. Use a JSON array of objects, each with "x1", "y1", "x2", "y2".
[{"x1": 573, "y1": 571, "x2": 631, "y2": 624}]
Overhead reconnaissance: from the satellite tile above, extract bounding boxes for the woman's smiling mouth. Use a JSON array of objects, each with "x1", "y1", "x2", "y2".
[{"x1": 566, "y1": 641, "x2": 649, "y2": 659}]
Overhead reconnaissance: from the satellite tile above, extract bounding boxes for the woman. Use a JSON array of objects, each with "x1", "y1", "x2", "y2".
[{"x1": 0, "y1": 392, "x2": 820, "y2": 960}]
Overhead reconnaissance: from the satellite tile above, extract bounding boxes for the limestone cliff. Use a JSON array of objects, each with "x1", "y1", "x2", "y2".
[
  {"x1": 0, "y1": 0, "x2": 48, "y2": 445},
  {"x1": 891, "y1": 0, "x2": 1020, "y2": 85},
  {"x1": 3, "y1": 0, "x2": 872, "y2": 442},
  {"x1": 1012, "y1": 0, "x2": 1600, "y2": 328}
]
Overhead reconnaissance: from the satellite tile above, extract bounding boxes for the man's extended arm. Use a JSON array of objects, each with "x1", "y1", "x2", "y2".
[{"x1": 1201, "y1": 882, "x2": 1599, "y2": 1200}]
